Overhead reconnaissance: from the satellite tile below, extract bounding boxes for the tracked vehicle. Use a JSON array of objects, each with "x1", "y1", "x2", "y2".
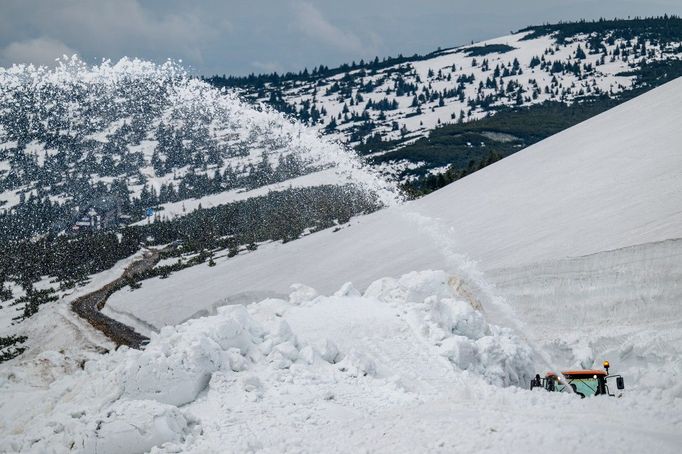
[{"x1": 530, "y1": 361, "x2": 625, "y2": 397}]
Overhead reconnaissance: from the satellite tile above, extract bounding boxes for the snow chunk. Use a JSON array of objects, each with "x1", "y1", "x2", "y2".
[
  {"x1": 474, "y1": 329, "x2": 535, "y2": 387},
  {"x1": 123, "y1": 306, "x2": 262, "y2": 406},
  {"x1": 440, "y1": 336, "x2": 478, "y2": 370},
  {"x1": 364, "y1": 270, "x2": 455, "y2": 305},
  {"x1": 317, "y1": 339, "x2": 340, "y2": 364},
  {"x1": 298, "y1": 345, "x2": 318, "y2": 365},
  {"x1": 427, "y1": 297, "x2": 489, "y2": 340},
  {"x1": 334, "y1": 281, "x2": 361, "y2": 297},
  {"x1": 83, "y1": 400, "x2": 189, "y2": 454},
  {"x1": 269, "y1": 340, "x2": 299, "y2": 369},
  {"x1": 337, "y1": 349, "x2": 376, "y2": 377},
  {"x1": 289, "y1": 283, "x2": 319, "y2": 305}
]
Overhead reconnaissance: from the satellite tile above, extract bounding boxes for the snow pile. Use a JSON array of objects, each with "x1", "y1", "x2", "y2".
[
  {"x1": 0, "y1": 350, "x2": 195, "y2": 453},
  {"x1": 0, "y1": 271, "x2": 536, "y2": 453},
  {"x1": 364, "y1": 270, "x2": 534, "y2": 386}
]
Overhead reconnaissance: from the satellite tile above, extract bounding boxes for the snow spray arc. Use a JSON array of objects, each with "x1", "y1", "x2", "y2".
[{"x1": 395, "y1": 208, "x2": 571, "y2": 388}]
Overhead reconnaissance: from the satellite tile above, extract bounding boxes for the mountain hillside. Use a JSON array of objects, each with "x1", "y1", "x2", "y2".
[
  {"x1": 91, "y1": 78, "x2": 682, "y2": 454},
  {"x1": 2, "y1": 16, "x2": 682, "y2": 362},
  {"x1": 2, "y1": 17, "x2": 682, "y2": 454},
  {"x1": 0, "y1": 58, "x2": 381, "y2": 237},
  {"x1": 0, "y1": 59, "x2": 387, "y2": 324},
  {"x1": 212, "y1": 16, "x2": 682, "y2": 181}
]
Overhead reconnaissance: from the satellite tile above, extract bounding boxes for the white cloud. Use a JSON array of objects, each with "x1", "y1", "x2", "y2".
[
  {"x1": 292, "y1": 1, "x2": 368, "y2": 55},
  {"x1": 0, "y1": 0, "x2": 230, "y2": 68},
  {"x1": 1, "y1": 37, "x2": 77, "y2": 67}
]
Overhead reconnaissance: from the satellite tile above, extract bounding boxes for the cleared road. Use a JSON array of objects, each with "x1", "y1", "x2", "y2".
[{"x1": 71, "y1": 250, "x2": 159, "y2": 349}]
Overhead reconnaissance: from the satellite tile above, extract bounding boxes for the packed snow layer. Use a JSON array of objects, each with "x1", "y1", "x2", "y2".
[
  {"x1": 488, "y1": 238, "x2": 682, "y2": 395},
  {"x1": 108, "y1": 77, "x2": 682, "y2": 329},
  {"x1": 1, "y1": 272, "x2": 571, "y2": 453}
]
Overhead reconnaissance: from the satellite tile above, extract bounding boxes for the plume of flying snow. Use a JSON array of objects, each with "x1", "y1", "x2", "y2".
[{"x1": 0, "y1": 56, "x2": 403, "y2": 207}]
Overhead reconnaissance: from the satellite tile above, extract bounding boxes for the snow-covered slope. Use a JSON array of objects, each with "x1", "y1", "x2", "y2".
[{"x1": 107, "y1": 77, "x2": 682, "y2": 329}]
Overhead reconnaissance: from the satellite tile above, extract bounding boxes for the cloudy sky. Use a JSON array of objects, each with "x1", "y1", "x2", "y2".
[{"x1": 1, "y1": 0, "x2": 680, "y2": 76}]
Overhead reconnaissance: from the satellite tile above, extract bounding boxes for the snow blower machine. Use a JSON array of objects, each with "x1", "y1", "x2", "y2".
[{"x1": 530, "y1": 361, "x2": 625, "y2": 398}]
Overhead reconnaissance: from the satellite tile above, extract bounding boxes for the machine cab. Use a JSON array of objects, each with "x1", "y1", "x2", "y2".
[
  {"x1": 544, "y1": 370, "x2": 608, "y2": 397},
  {"x1": 530, "y1": 361, "x2": 625, "y2": 397}
]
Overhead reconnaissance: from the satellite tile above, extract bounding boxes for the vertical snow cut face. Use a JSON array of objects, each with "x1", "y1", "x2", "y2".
[
  {"x1": 362, "y1": 270, "x2": 535, "y2": 387},
  {"x1": 0, "y1": 271, "x2": 534, "y2": 453}
]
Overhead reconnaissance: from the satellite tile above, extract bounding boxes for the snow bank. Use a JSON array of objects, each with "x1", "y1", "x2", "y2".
[
  {"x1": 489, "y1": 238, "x2": 682, "y2": 394},
  {"x1": 1, "y1": 270, "x2": 539, "y2": 453},
  {"x1": 10, "y1": 271, "x2": 679, "y2": 453}
]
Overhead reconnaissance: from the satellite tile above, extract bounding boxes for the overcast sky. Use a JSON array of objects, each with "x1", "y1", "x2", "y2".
[{"x1": 1, "y1": 0, "x2": 681, "y2": 76}]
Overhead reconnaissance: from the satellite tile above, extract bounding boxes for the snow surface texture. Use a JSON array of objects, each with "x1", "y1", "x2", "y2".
[
  {"x1": 4, "y1": 271, "x2": 681, "y2": 453},
  {"x1": 0, "y1": 271, "x2": 576, "y2": 453},
  {"x1": 107, "y1": 77, "x2": 682, "y2": 330}
]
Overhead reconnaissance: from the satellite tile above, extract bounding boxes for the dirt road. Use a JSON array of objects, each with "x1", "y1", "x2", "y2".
[{"x1": 71, "y1": 249, "x2": 160, "y2": 349}]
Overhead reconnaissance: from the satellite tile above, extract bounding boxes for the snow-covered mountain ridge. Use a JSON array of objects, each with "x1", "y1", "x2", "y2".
[{"x1": 0, "y1": 58, "x2": 388, "y2": 236}]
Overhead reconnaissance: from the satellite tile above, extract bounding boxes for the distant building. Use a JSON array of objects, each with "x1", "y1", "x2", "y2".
[{"x1": 71, "y1": 196, "x2": 121, "y2": 234}]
